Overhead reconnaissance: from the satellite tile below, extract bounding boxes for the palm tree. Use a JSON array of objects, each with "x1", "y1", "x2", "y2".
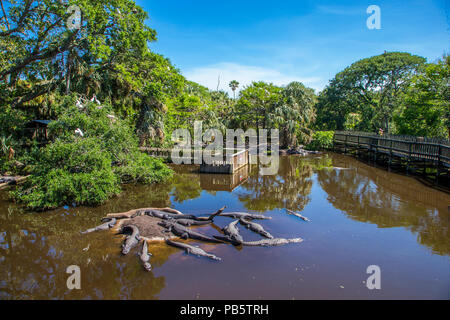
[
  {"x1": 272, "y1": 81, "x2": 316, "y2": 148},
  {"x1": 229, "y1": 80, "x2": 240, "y2": 99}
]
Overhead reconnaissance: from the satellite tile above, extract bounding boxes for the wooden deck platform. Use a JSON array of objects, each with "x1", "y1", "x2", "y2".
[{"x1": 140, "y1": 147, "x2": 250, "y2": 174}]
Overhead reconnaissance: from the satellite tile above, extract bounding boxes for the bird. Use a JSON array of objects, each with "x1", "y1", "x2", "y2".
[
  {"x1": 90, "y1": 94, "x2": 101, "y2": 105},
  {"x1": 76, "y1": 99, "x2": 84, "y2": 109},
  {"x1": 75, "y1": 128, "x2": 84, "y2": 137}
]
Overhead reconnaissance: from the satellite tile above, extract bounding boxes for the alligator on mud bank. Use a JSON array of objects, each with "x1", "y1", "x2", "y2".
[
  {"x1": 213, "y1": 220, "x2": 244, "y2": 245},
  {"x1": 80, "y1": 206, "x2": 305, "y2": 271},
  {"x1": 165, "y1": 239, "x2": 221, "y2": 261},
  {"x1": 139, "y1": 240, "x2": 152, "y2": 271}
]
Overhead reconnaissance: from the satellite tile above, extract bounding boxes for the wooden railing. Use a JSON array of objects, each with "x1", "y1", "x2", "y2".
[{"x1": 333, "y1": 131, "x2": 450, "y2": 167}]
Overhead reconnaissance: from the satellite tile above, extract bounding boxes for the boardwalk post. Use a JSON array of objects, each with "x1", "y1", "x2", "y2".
[
  {"x1": 436, "y1": 144, "x2": 441, "y2": 184},
  {"x1": 344, "y1": 134, "x2": 348, "y2": 154},
  {"x1": 357, "y1": 135, "x2": 360, "y2": 157},
  {"x1": 389, "y1": 139, "x2": 393, "y2": 169},
  {"x1": 374, "y1": 137, "x2": 378, "y2": 163},
  {"x1": 406, "y1": 142, "x2": 412, "y2": 174}
]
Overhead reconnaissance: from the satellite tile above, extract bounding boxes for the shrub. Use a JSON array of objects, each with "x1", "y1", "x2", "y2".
[
  {"x1": 12, "y1": 99, "x2": 172, "y2": 210},
  {"x1": 12, "y1": 138, "x2": 120, "y2": 210},
  {"x1": 306, "y1": 131, "x2": 334, "y2": 150}
]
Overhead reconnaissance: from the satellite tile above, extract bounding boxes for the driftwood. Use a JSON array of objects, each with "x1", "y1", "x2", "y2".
[
  {"x1": 286, "y1": 209, "x2": 310, "y2": 222},
  {"x1": 0, "y1": 175, "x2": 30, "y2": 190}
]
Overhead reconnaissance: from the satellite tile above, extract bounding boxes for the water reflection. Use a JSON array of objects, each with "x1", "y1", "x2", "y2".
[
  {"x1": 317, "y1": 154, "x2": 450, "y2": 255},
  {"x1": 0, "y1": 153, "x2": 449, "y2": 299},
  {"x1": 0, "y1": 195, "x2": 177, "y2": 299},
  {"x1": 237, "y1": 156, "x2": 332, "y2": 212}
]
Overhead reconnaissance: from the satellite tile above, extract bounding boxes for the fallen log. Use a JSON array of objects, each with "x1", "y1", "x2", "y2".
[{"x1": 0, "y1": 175, "x2": 30, "y2": 190}]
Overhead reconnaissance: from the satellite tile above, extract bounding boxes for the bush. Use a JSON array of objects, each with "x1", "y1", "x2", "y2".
[
  {"x1": 12, "y1": 99, "x2": 172, "y2": 210},
  {"x1": 306, "y1": 131, "x2": 334, "y2": 150},
  {"x1": 12, "y1": 140, "x2": 121, "y2": 210}
]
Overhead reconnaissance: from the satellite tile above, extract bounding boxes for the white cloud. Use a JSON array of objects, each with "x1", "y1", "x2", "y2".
[{"x1": 183, "y1": 62, "x2": 323, "y2": 95}]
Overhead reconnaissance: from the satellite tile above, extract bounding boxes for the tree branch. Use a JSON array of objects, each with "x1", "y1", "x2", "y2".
[
  {"x1": 0, "y1": 0, "x2": 32, "y2": 37},
  {"x1": 0, "y1": 0, "x2": 10, "y2": 30},
  {"x1": 11, "y1": 80, "x2": 59, "y2": 108},
  {"x1": 0, "y1": 29, "x2": 79, "y2": 78}
]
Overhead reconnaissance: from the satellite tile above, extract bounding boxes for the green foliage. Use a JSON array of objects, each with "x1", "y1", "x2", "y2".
[
  {"x1": 344, "y1": 113, "x2": 363, "y2": 131},
  {"x1": 234, "y1": 81, "x2": 316, "y2": 147},
  {"x1": 276, "y1": 81, "x2": 316, "y2": 146},
  {"x1": 0, "y1": 0, "x2": 157, "y2": 107},
  {"x1": 306, "y1": 131, "x2": 334, "y2": 150},
  {"x1": 0, "y1": 135, "x2": 13, "y2": 157},
  {"x1": 12, "y1": 99, "x2": 172, "y2": 210},
  {"x1": 114, "y1": 151, "x2": 172, "y2": 184},
  {"x1": 394, "y1": 55, "x2": 449, "y2": 139},
  {"x1": 12, "y1": 138, "x2": 120, "y2": 210},
  {"x1": 315, "y1": 52, "x2": 426, "y2": 133}
]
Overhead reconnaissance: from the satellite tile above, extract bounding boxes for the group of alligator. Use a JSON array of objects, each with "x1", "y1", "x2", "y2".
[{"x1": 80, "y1": 207, "x2": 306, "y2": 272}]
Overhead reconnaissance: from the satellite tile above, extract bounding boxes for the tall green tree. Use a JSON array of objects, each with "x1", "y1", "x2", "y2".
[
  {"x1": 315, "y1": 52, "x2": 426, "y2": 132},
  {"x1": 234, "y1": 81, "x2": 281, "y2": 144},
  {"x1": 228, "y1": 80, "x2": 239, "y2": 99},
  {"x1": 394, "y1": 55, "x2": 450, "y2": 139},
  {"x1": 0, "y1": 0, "x2": 156, "y2": 110},
  {"x1": 272, "y1": 81, "x2": 316, "y2": 147}
]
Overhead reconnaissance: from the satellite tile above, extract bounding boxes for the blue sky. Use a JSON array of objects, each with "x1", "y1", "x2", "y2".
[{"x1": 136, "y1": 0, "x2": 449, "y2": 94}]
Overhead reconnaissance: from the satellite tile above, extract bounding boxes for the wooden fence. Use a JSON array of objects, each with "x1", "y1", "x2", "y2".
[
  {"x1": 140, "y1": 147, "x2": 250, "y2": 174},
  {"x1": 333, "y1": 131, "x2": 450, "y2": 168}
]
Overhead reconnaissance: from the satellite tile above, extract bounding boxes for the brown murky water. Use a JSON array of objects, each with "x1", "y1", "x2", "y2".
[{"x1": 0, "y1": 153, "x2": 449, "y2": 299}]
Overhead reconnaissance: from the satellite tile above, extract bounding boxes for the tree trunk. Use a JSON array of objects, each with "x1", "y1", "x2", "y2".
[{"x1": 65, "y1": 53, "x2": 71, "y2": 95}]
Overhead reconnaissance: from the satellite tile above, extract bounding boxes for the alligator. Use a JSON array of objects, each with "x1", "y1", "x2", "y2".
[
  {"x1": 81, "y1": 218, "x2": 117, "y2": 234},
  {"x1": 144, "y1": 206, "x2": 225, "y2": 222},
  {"x1": 242, "y1": 237, "x2": 303, "y2": 247},
  {"x1": 239, "y1": 218, "x2": 274, "y2": 239},
  {"x1": 286, "y1": 209, "x2": 310, "y2": 222},
  {"x1": 174, "y1": 218, "x2": 212, "y2": 227},
  {"x1": 165, "y1": 239, "x2": 221, "y2": 261},
  {"x1": 106, "y1": 207, "x2": 183, "y2": 220},
  {"x1": 218, "y1": 212, "x2": 272, "y2": 220},
  {"x1": 213, "y1": 220, "x2": 244, "y2": 245},
  {"x1": 158, "y1": 220, "x2": 223, "y2": 243},
  {"x1": 121, "y1": 225, "x2": 141, "y2": 255},
  {"x1": 143, "y1": 209, "x2": 180, "y2": 220},
  {"x1": 169, "y1": 206, "x2": 225, "y2": 221},
  {"x1": 138, "y1": 240, "x2": 152, "y2": 271}
]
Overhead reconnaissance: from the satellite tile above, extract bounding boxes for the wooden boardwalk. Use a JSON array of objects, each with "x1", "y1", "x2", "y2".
[
  {"x1": 333, "y1": 131, "x2": 450, "y2": 186},
  {"x1": 334, "y1": 131, "x2": 450, "y2": 167}
]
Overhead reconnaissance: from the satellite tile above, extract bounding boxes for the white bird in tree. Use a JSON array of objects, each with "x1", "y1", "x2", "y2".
[
  {"x1": 75, "y1": 128, "x2": 84, "y2": 137},
  {"x1": 90, "y1": 94, "x2": 101, "y2": 105},
  {"x1": 76, "y1": 99, "x2": 84, "y2": 109}
]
